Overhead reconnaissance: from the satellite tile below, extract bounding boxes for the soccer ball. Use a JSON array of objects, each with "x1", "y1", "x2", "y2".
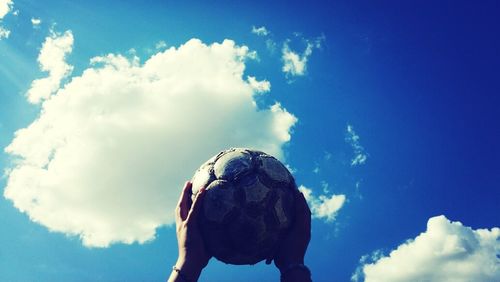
[{"x1": 191, "y1": 148, "x2": 297, "y2": 265}]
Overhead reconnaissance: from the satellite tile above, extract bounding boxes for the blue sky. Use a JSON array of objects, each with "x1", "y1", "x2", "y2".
[{"x1": 1, "y1": 1, "x2": 499, "y2": 281}]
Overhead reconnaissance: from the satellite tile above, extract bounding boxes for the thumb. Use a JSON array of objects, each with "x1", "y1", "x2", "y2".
[{"x1": 265, "y1": 244, "x2": 279, "y2": 265}]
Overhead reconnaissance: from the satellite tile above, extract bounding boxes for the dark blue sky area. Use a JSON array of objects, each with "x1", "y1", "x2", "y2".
[{"x1": 285, "y1": 2, "x2": 500, "y2": 280}]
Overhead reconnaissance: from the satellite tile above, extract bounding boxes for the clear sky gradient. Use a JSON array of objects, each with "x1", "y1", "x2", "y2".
[{"x1": 1, "y1": 1, "x2": 499, "y2": 281}]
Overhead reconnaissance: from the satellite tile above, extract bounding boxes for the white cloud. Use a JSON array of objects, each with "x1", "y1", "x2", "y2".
[
  {"x1": 31, "y1": 17, "x2": 41, "y2": 26},
  {"x1": 281, "y1": 41, "x2": 310, "y2": 77},
  {"x1": 281, "y1": 36, "x2": 323, "y2": 78},
  {"x1": 299, "y1": 185, "x2": 346, "y2": 222},
  {"x1": 4, "y1": 38, "x2": 298, "y2": 248},
  {"x1": 281, "y1": 34, "x2": 325, "y2": 77},
  {"x1": 155, "y1": 40, "x2": 167, "y2": 50},
  {"x1": 265, "y1": 39, "x2": 277, "y2": 53},
  {"x1": 312, "y1": 165, "x2": 319, "y2": 174},
  {"x1": 0, "y1": 0, "x2": 13, "y2": 39},
  {"x1": 251, "y1": 25, "x2": 269, "y2": 36},
  {"x1": 346, "y1": 124, "x2": 367, "y2": 166},
  {"x1": 354, "y1": 180, "x2": 363, "y2": 199},
  {"x1": 0, "y1": 25, "x2": 9, "y2": 39},
  {"x1": 27, "y1": 30, "x2": 74, "y2": 104},
  {"x1": 250, "y1": 26, "x2": 277, "y2": 53},
  {"x1": 0, "y1": 0, "x2": 13, "y2": 19},
  {"x1": 324, "y1": 151, "x2": 332, "y2": 160},
  {"x1": 247, "y1": 76, "x2": 270, "y2": 93},
  {"x1": 352, "y1": 215, "x2": 500, "y2": 282}
]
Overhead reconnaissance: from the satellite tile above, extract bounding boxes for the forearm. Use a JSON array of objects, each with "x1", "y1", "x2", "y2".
[
  {"x1": 168, "y1": 270, "x2": 187, "y2": 282},
  {"x1": 167, "y1": 259, "x2": 204, "y2": 282},
  {"x1": 279, "y1": 264, "x2": 312, "y2": 282}
]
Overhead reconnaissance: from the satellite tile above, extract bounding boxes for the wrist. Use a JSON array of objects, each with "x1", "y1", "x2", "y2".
[
  {"x1": 277, "y1": 258, "x2": 304, "y2": 273},
  {"x1": 279, "y1": 263, "x2": 311, "y2": 282},
  {"x1": 174, "y1": 258, "x2": 205, "y2": 281}
]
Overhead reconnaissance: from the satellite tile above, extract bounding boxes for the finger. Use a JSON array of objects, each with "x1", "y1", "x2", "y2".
[
  {"x1": 177, "y1": 181, "x2": 192, "y2": 207},
  {"x1": 298, "y1": 192, "x2": 312, "y2": 239},
  {"x1": 296, "y1": 191, "x2": 311, "y2": 215},
  {"x1": 294, "y1": 191, "x2": 311, "y2": 229},
  {"x1": 186, "y1": 187, "x2": 206, "y2": 224},
  {"x1": 265, "y1": 241, "x2": 280, "y2": 264},
  {"x1": 177, "y1": 181, "x2": 193, "y2": 221},
  {"x1": 186, "y1": 185, "x2": 193, "y2": 215},
  {"x1": 265, "y1": 250, "x2": 276, "y2": 265}
]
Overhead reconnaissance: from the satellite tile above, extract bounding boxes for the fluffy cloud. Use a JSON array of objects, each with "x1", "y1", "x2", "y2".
[
  {"x1": 31, "y1": 17, "x2": 41, "y2": 26},
  {"x1": 299, "y1": 185, "x2": 346, "y2": 222},
  {"x1": 250, "y1": 25, "x2": 276, "y2": 53},
  {"x1": 281, "y1": 41, "x2": 310, "y2": 77},
  {"x1": 247, "y1": 76, "x2": 271, "y2": 93},
  {"x1": 346, "y1": 124, "x2": 367, "y2": 166},
  {"x1": 0, "y1": 0, "x2": 13, "y2": 39},
  {"x1": 0, "y1": 0, "x2": 12, "y2": 19},
  {"x1": 4, "y1": 37, "x2": 297, "y2": 247},
  {"x1": 251, "y1": 25, "x2": 269, "y2": 36},
  {"x1": 27, "y1": 30, "x2": 74, "y2": 104},
  {"x1": 155, "y1": 40, "x2": 167, "y2": 50},
  {"x1": 266, "y1": 39, "x2": 277, "y2": 53},
  {"x1": 352, "y1": 215, "x2": 500, "y2": 282},
  {"x1": 281, "y1": 36, "x2": 323, "y2": 78},
  {"x1": 0, "y1": 26, "x2": 8, "y2": 38}
]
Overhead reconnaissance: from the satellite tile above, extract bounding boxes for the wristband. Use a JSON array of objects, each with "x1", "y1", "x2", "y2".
[
  {"x1": 280, "y1": 263, "x2": 311, "y2": 281},
  {"x1": 172, "y1": 265, "x2": 192, "y2": 282}
]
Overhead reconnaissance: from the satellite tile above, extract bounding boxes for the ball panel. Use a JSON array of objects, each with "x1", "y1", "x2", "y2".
[
  {"x1": 259, "y1": 155, "x2": 290, "y2": 183},
  {"x1": 199, "y1": 220, "x2": 232, "y2": 262},
  {"x1": 191, "y1": 164, "x2": 215, "y2": 194},
  {"x1": 213, "y1": 149, "x2": 252, "y2": 180},
  {"x1": 228, "y1": 215, "x2": 262, "y2": 247},
  {"x1": 274, "y1": 187, "x2": 295, "y2": 229},
  {"x1": 203, "y1": 180, "x2": 237, "y2": 223},
  {"x1": 226, "y1": 215, "x2": 268, "y2": 264},
  {"x1": 273, "y1": 198, "x2": 288, "y2": 226},
  {"x1": 243, "y1": 177, "x2": 270, "y2": 203}
]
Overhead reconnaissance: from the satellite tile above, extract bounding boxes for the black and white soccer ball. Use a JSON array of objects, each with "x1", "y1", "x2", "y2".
[{"x1": 191, "y1": 148, "x2": 297, "y2": 265}]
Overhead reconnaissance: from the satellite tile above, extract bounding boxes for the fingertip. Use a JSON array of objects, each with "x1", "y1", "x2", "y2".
[
  {"x1": 186, "y1": 186, "x2": 207, "y2": 221},
  {"x1": 298, "y1": 191, "x2": 306, "y2": 200},
  {"x1": 195, "y1": 186, "x2": 207, "y2": 197},
  {"x1": 296, "y1": 191, "x2": 307, "y2": 207},
  {"x1": 195, "y1": 187, "x2": 207, "y2": 201},
  {"x1": 294, "y1": 191, "x2": 311, "y2": 222}
]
